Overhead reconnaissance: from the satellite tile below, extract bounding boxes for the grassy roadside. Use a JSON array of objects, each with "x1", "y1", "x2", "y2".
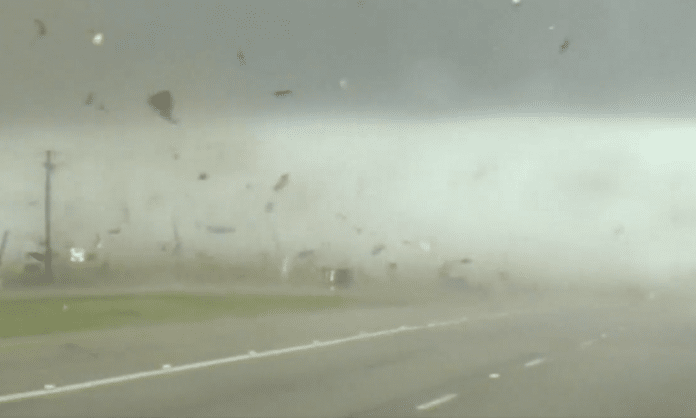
[{"x1": 0, "y1": 292, "x2": 365, "y2": 339}]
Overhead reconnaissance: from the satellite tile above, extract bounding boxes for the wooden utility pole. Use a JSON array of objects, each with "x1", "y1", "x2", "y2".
[{"x1": 44, "y1": 150, "x2": 54, "y2": 284}]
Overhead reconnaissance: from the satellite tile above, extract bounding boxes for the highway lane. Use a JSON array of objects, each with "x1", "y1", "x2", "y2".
[{"x1": 1, "y1": 293, "x2": 691, "y2": 417}]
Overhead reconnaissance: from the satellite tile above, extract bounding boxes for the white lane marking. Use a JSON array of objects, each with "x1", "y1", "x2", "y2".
[
  {"x1": 161, "y1": 364, "x2": 171, "y2": 369},
  {"x1": 43, "y1": 384, "x2": 55, "y2": 390},
  {"x1": 416, "y1": 393, "x2": 458, "y2": 411},
  {"x1": 0, "y1": 311, "x2": 494, "y2": 404},
  {"x1": 580, "y1": 339, "x2": 597, "y2": 349},
  {"x1": 489, "y1": 373, "x2": 500, "y2": 379},
  {"x1": 524, "y1": 357, "x2": 546, "y2": 368}
]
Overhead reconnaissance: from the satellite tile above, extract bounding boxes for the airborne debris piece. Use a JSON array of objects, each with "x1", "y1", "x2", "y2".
[
  {"x1": 274, "y1": 90, "x2": 292, "y2": 98},
  {"x1": 92, "y1": 32, "x2": 104, "y2": 46},
  {"x1": 0, "y1": 230, "x2": 8, "y2": 266},
  {"x1": 34, "y1": 19, "x2": 46, "y2": 37},
  {"x1": 559, "y1": 38, "x2": 570, "y2": 53},
  {"x1": 85, "y1": 93, "x2": 94, "y2": 106},
  {"x1": 206, "y1": 225, "x2": 235, "y2": 234},
  {"x1": 460, "y1": 258, "x2": 472, "y2": 264},
  {"x1": 297, "y1": 250, "x2": 314, "y2": 259},
  {"x1": 28, "y1": 252, "x2": 45, "y2": 262},
  {"x1": 147, "y1": 90, "x2": 175, "y2": 123},
  {"x1": 70, "y1": 248, "x2": 85, "y2": 263},
  {"x1": 371, "y1": 244, "x2": 385, "y2": 256},
  {"x1": 108, "y1": 227, "x2": 121, "y2": 235},
  {"x1": 198, "y1": 172, "x2": 208, "y2": 180},
  {"x1": 237, "y1": 49, "x2": 246, "y2": 65},
  {"x1": 273, "y1": 173, "x2": 290, "y2": 191},
  {"x1": 265, "y1": 202, "x2": 274, "y2": 213}
]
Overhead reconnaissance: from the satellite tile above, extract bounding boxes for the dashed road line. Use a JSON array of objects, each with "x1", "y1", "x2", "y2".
[
  {"x1": 416, "y1": 393, "x2": 458, "y2": 411},
  {"x1": 523, "y1": 357, "x2": 546, "y2": 368},
  {"x1": 579, "y1": 339, "x2": 597, "y2": 349}
]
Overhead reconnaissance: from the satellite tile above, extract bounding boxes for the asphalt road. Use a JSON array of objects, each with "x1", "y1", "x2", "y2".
[{"x1": 1, "y1": 292, "x2": 694, "y2": 417}]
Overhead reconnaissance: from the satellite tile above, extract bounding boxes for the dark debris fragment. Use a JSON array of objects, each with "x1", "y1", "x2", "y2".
[
  {"x1": 559, "y1": 38, "x2": 570, "y2": 54},
  {"x1": 371, "y1": 244, "x2": 385, "y2": 256},
  {"x1": 34, "y1": 19, "x2": 46, "y2": 37},
  {"x1": 206, "y1": 225, "x2": 235, "y2": 234},
  {"x1": 273, "y1": 173, "x2": 289, "y2": 192},
  {"x1": 147, "y1": 90, "x2": 175, "y2": 123},
  {"x1": 297, "y1": 250, "x2": 314, "y2": 259}
]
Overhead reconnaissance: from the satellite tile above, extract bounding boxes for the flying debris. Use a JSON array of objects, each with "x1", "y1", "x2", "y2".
[
  {"x1": 297, "y1": 250, "x2": 315, "y2": 259},
  {"x1": 28, "y1": 252, "x2": 45, "y2": 262},
  {"x1": 559, "y1": 38, "x2": 570, "y2": 53},
  {"x1": 273, "y1": 173, "x2": 290, "y2": 191},
  {"x1": 92, "y1": 32, "x2": 104, "y2": 46},
  {"x1": 147, "y1": 90, "x2": 176, "y2": 123},
  {"x1": 206, "y1": 226, "x2": 235, "y2": 234},
  {"x1": 371, "y1": 244, "x2": 385, "y2": 256},
  {"x1": 274, "y1": 90, "x2": 292, "y2": 98},
  {"x1": 34, "y1": 19, "x2": 46, "y2": 37}
]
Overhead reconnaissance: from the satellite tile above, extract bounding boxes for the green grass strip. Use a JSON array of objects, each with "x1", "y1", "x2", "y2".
[{"x1": 0, "y1": 293, "x2": 359, "y2": 338}]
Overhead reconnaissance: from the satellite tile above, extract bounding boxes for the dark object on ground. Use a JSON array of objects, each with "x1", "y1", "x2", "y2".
[
  {"x1": 198, "y1": 172, "x2": 208, "y2": 180},
  {"x1": 273, "y1": 173, "x2": 289, "y2": 191},
  {"x1": 441, "y1": 276, "x2": 482, "y2": 292},
  {"x1": 329, "y1": 268, "x2": 354, "y2": 288},
  {"x1": 85, "y1": 93, "x2": 94, "y2": 106},
  {"x1": 274, "y1": 90, "x2": 292, "y2": 98},
  {"x1": 265, "y1": 202, "x2": 274, "y2": 213},
  {"x1": 297, "y1": 250, "x2": 314, "y2": 258}
]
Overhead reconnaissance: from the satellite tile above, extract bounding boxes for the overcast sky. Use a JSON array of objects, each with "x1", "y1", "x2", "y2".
[
  {"x1": 3, "y1": 0, "x2": 696, "y2": 122},
  {"x1": 3, "y1": 1, "x2": 696, "y2": 287}
]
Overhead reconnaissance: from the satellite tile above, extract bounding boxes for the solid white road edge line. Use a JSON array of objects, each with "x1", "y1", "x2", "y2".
[{"x1": 0, "y1": 314, "x2": 480, "y2": 404}]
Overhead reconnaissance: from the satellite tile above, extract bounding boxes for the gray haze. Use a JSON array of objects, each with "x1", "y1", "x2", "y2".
[{"x1": 1, "y1": 0, "x2": 696, "y2": 289}]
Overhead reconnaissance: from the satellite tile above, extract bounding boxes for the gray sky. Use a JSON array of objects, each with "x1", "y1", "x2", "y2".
[
  {"x1": 3, "y1": 1, "x2": 696, "y2": 287},
  {"x1": 3, "y1": 0, "x2": 696, "y2": 123}
]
